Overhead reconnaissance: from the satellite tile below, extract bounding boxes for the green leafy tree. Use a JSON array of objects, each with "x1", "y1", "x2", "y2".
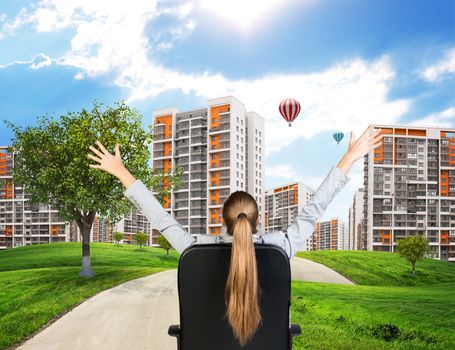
[
  {"x1": 157, "y1": 234, "x2": 172, "y2": 255},
  {"x1": 5, "y1": 101, "x2": 183, "y2": 277},
  {"x1": 135, "y1": 231, "x2": 148, "y2": 249},
  {"x1": 113, "y1": 231, "x2": 124, "y2": 245},
  {"x1": 397, "y1": 235, "x2": 430, "y2": 277}
]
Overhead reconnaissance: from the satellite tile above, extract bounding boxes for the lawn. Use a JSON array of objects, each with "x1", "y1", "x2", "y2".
[
  {"x1": 0, "y1": 243, "x2": 179, "y2": 350},
  {"x1": 297, "y1": 250, "x2": 455, "y2": 286},
  {"x1": 291, "y1": 250, "x2": 455, "y2": 349},
  {"x1": 1, "y1": 244, "x2": 454, "y2": 350}
]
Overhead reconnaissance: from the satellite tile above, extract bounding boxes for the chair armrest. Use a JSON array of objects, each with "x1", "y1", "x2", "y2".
[
  {"x1": 290, "y1": 323, "x2": 302, "y2": 338},
  {"x1": 168, "y1": 324, "x2": 181, "y2": 337}
]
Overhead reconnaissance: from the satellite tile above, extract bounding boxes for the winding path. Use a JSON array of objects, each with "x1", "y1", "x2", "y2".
[{"x1": 17, "y1": 257, "x2": 352, "y2": 350}]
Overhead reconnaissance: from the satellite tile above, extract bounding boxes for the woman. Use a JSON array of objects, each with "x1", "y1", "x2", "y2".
[{"x1": 88, "y1": 125, "x2": 382, "y2": 346}]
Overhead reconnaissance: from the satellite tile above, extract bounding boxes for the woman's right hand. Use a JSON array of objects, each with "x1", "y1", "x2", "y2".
[
  {"x1": 337, "y1": 125, "x2": 383, "y2": 174},
  {"x1": 88, "y1": 141, "x2": 136, "y2": 189}
]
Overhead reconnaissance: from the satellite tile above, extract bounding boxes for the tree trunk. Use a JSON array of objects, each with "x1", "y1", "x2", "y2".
[
  {"x1": 77, "y1": 212, "x2": 96, "y2": 277},
  {"x1": 411, "y1": 261, "x2": 416, "y2": 278}
]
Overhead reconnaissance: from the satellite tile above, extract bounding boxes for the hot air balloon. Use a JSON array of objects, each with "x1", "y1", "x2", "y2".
[
  {"x1": 279, "y1": 98, "x2": 301, "y2": 127},
  {"x1": 333, "y1": 131, "x2": 344, "y2": 144}
]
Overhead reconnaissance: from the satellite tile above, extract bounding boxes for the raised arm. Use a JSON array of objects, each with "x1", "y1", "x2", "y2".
[
  {"x1": 88, "y1": 141, "x2": 195, "y2": 253},
  {"x1": 285, "y1": 125, "x2": 382, "y2": 257}
]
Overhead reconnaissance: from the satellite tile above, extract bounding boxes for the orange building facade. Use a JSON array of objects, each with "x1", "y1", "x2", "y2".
[{"x1": 364, "y1": 125, "x2": 455, "y2": 261}]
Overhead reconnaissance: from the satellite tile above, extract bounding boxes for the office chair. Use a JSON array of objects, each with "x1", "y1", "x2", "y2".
[{"x1": 168, "y1": 243, "x2": 302, "y2": 350}]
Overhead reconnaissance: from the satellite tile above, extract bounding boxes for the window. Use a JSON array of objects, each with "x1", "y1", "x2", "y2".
[
  {"x1": 241, "y1": 164, "x2": 243, "y2": 170},
  {"x1": 212, "y1": 181, "x2": 216, "y2": 186},
  {"x1": 236, "y1": 126, "x2": 239, "y2": 131},
  {"x1": 237, "y1": 171, "x2": 239, "y2": 176},
  {"x1": 241, "y1": 128, "x2": 243, "y2": 133},
  {"x1": 212, "y1": 163, "x2": 216, "y2": 168},
  {"x1": 236, "y1": 180, "x2": 239, "y2": 186},
  {"x1": 241, "y1": 146, "x2": 243, "y2": 152},
  {"x1": 236, "y1": 144, "x2": 239, "y2": 150},
  {"x1": 241, "y1": 155, "x2": 243, "y2": 161},
  {"x1": 212, "y1": 228, "x2": 216, "y2": 233},
  {"x1": 236, "y1": 135, "x2": 239, "y2": 141},
  {"x1": 255, "y1": 129, "x2": 257, "y2": 134},
  {"x1": 259, "y1": 156, "x2": 261, "y2": 161},
  {"x1": 212, "y1": 154, "x2": 216, "y2": 159},
  {"x1": 259, "y1": 131, "x2": 261, "y2": 137},
  {"x1": 241, "y1": 120, "x2": 243, "y2": 125},
  {"x1": 212, "y1": 190, "x2": 216, "y2": 195},
  {"x1": 237, "y1": 153, "x2": 239, "y2": 159},
  {"x1": 212, "y1": 200, "x2": 216, "y2": 205}
]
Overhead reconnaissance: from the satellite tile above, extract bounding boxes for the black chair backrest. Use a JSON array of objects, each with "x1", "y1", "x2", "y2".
[{"x1": 177, "y1": 243, "x2": 291, "y2": 350}]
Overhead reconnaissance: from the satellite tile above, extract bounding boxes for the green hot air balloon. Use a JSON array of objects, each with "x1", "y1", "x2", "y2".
[{"x1": 333, "y1": 131, "x2": 344, "y2": 145}]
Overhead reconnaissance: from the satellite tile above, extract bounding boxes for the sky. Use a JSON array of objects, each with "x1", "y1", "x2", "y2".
[{"x1": 0, "y1": 0, "x2": 454, "y2": 223}]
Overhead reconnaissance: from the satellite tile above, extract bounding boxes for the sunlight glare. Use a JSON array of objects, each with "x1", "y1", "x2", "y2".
[{"x1": 199, "y1": 0, "x2": 286, "y2": 30}]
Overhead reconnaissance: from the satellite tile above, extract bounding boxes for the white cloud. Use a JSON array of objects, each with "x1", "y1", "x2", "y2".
[
  {"x1": 1, "y1": 0, "x2": 410, "y2": 155},
  {"x1": 410, "y1": 107, "x2": 455, "y2": 128},
  {"x1": 265, "y1": 164, "x2": 300, "y2": 183},
  {"x1": 422, "y1": 48, "x2": 455, "y2": 82},
  {"x1": 0, "y1": 53, "x2": 54, "y2": 69}
]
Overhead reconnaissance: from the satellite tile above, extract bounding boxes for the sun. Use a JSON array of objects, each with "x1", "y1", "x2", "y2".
[{"x1": 198, "y1": 0, "x2": 285, "y2": 30}]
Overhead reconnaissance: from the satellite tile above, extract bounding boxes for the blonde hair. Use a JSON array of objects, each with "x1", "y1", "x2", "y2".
[{"x1": 222, "y1": 191, "x2": 261, "y2": 346}]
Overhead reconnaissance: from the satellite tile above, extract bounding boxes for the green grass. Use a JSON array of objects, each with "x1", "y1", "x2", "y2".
[
  {"x1": 290, "y1": 250, "x2": 455, "y2": 349},
  {"x1": 291, "y1": 281, "x2": 455, "y2": 350},
  {"x1": 2, "y1": 244, "x2": 454, "y2": 350},
  {"x1": 0, "y1": 243, "x2": 178, "y2": 349},
  {"x1": 297, "y1": 250, "x2": 455, "y2": 286}
]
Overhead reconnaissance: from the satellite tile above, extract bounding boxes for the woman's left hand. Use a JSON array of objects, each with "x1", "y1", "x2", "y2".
[{"x1": 337, "y1": 125, "x2": 383, "y2": 174}]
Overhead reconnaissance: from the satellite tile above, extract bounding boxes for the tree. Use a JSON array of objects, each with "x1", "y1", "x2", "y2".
[
  {"x1": 113, "y1": 231, "x2": 124, "y2": 245},
  {"x1": 157, "y1": 234, "x2": 172, "y2": 255},
  {"x1": 397, "y1": 235, "x2": 430, "y2": 277},
  {"x1": 5, "y1": 101, "x2": 183, "y2": 277},
  {"x1": 135, "y1": 232, "x2": 148, "y2": 249}
]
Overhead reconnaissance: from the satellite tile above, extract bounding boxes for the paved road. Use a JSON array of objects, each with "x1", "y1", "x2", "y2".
[
  {"x1": 17, "y1": 257, "x2": 353, "y2": 350},
  {"x1": 290, "y1": 257, "x2": 354, "y2": 284},
  {"x1": 18, "y1": 269, "x2": 180, "y2": 350}
]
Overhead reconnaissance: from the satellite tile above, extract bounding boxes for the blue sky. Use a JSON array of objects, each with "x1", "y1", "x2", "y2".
[{"x1": 0, "y1": 0, "x2": 454, "y2": 222}]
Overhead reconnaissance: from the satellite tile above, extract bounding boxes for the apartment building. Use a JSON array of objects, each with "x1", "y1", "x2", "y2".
[
  {"x1": 151, "y1": 96, "x2": 265, "y2": 239},
  {"x1": 69, "y1": 216, "x2": 114, "y2": 243},
  {"x1": 363, "y1": 125, "x2": 455, "y2": 261},
  {"x1": 264, "y1": 182, "x2": 315, "y2": 238},
  {"x1": 0, "y1": 146, "x2": 68, "y2": 249},
  {"x1": 312, "y1": 218, "x2": 347, "y2": 251},
  {"x1": 348, "y1": 188, "x2": 365, "y2": 250}
]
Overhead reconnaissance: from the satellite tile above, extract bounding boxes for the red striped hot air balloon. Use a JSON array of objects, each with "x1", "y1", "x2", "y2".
[{"x1": 279, "y1": 98, "x2": 301, "y2": 127}]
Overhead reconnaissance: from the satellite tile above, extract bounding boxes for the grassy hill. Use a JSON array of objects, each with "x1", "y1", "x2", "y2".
[
  {"x1": 297, "y1": 250, "x2": 455, "y2": 286},
  {"x1": 291, "y1": 250, "x2": 455, "y2": 350},
  {"x1": 0, "y1": 243, "x2": 178, "y2": 349},
  {"x1": 1, "y1": 244, "x2": 454, "y2": 350}
]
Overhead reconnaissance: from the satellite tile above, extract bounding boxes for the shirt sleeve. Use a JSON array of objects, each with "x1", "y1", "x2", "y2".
[
  {"x1": 123, "y1": 180, "x2": 195, "y2": 254},
  {"x1": 286, "y1": 166, "x2": 350, "y2": 258}
]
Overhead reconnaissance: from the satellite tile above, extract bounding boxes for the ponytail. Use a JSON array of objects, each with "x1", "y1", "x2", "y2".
[{"x1": 225, "y1": 213, "x2": 261, "y2": 346}]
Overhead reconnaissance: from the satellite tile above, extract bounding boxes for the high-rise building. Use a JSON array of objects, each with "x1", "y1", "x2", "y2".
[
  {"x1": 363, "y1": 125, "x2": 455, "y2": 261},
  {"x1": 0, "y1": 146, "x2": 68, "y2": 249},
  {"x1": 264, "y1": 182, "x2": 315, "y2": 235},
  {"x1": 348, "y1": 188, "x2": 365, "y2": 250},
  {"x1": 69, "y1": 216, "x2": 114, "y2": 243},
  {"x1": 151, "y1": 96, "x2": 265, "y2": 239},
  {"x1": 312, "y1": 218, "x2": 347, "y2": 251},
  {"x1": 114, "y1": 208, "x2": 151, "y2": 244}
]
